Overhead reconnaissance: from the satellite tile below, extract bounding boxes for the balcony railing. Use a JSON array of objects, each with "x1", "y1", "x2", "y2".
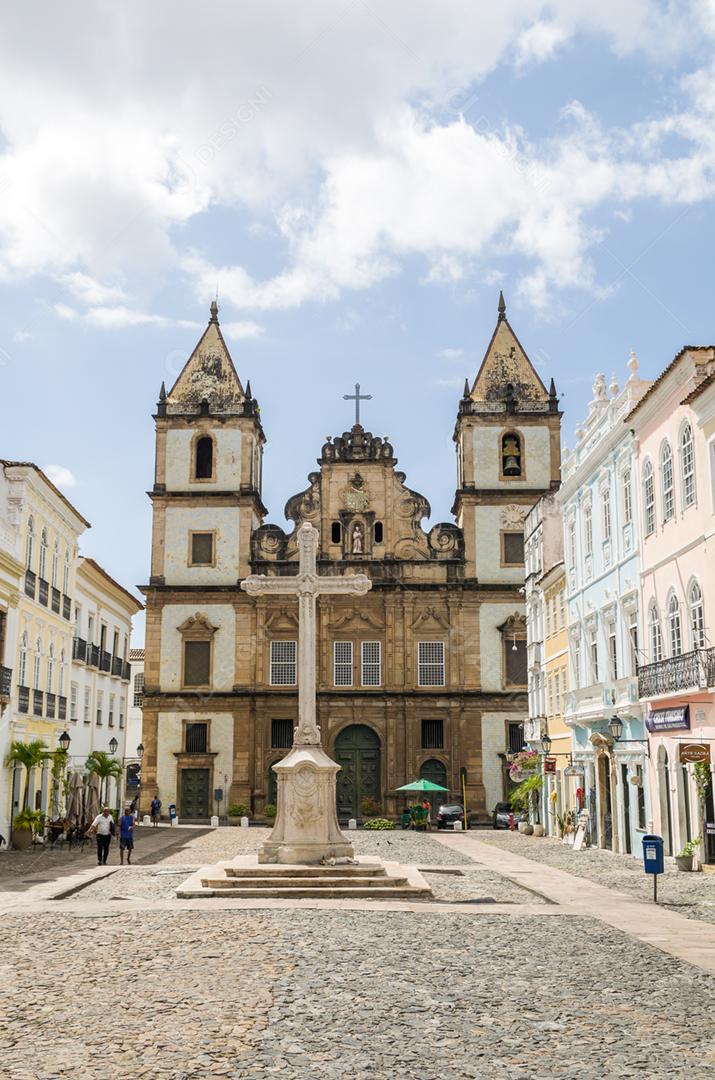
[
  {"x1": 87, "y1": 644, "x2": 100, "y2": 668},
  {"x1": 24, "y1": 570, "x2": 36, "y2": 599},
  {"x1": 704, "y1": 647, "x2": 715, "y2": 688},
  {"x1": 112, "y1": 655, "x2": 124, "y2": 678},
  {"x1": 100, "y1": 650, "x2": 111, "y2": 673},
  {"x1": 38, "y1": 577, "x2": 49, "y2": 607},
  {"x1": 62, "y1": 594, "x2": 72, "y2": 620},
  {"x1": 18, "y1": 685, "x2": 29, "y2": 714},
  {"x1": 72, "y1": 637, "x2": 87, "y2": 662},
  {"x1": 508, "y1": 723, "x2": 526, "y2": 754},
  {"x1": 32, "y1": 689, "x2": 44, "y2": 717},
  {"x1": 58, "y1": 695, "x2": 67, "y2": 721},
  {"x1": 51, "y1": 587, "x2": 61, "y2": 614},
  {"x1": 0, "y1": 665, "x2": 11, "y2": 699},
  {"x1": 638, "y1": 650, "x2": 701, "y2": 698},
  {"x1": 46, "y1": 692, "x2": 56, "y2": 719}
]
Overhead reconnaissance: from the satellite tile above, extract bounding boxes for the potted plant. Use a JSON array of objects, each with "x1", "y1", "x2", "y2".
[
  {"x1": 227, "y1": 804, "x2": 250, "y2": 826},
  {"x1": 675, "y1": 838, "x2": 700, "y2": 872},
  {"x1": 12, "y1": 809, "x2": 43, "y2": 850},
  {"x1": 263, "y1": 803, "x2": 277, "y2": 821}
]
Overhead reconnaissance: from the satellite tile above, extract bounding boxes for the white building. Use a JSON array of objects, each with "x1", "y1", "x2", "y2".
[
  {"x1": 126, "y1": 648, "x2": 145, "y2": 802},
  {"x1": 69, "y1": 558, "x2": 143, "y2": 809}
]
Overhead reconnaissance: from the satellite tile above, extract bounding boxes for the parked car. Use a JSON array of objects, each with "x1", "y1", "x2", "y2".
[
  {"x1": 492, "y1": 801, "x2": 525, "y2": 829},
  {"x1": 436, "y1": 804, "x2": 472, "y2": 830}
]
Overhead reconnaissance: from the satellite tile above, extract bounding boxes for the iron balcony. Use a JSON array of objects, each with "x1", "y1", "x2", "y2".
[{"x1": 638, "y1": 650, "x2": 700, "y2": 697}]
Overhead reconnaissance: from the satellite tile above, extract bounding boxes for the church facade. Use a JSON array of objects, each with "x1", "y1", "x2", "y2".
[{"x1": 140, "y1": 296, "x2": 561, "y2": 821}]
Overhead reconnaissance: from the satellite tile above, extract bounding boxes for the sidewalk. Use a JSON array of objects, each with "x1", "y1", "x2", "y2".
[{"x1": 435, "y1": 831, "x2": 715, "y2": 976}]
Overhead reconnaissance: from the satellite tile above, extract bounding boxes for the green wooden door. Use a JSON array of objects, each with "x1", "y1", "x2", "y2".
[
  {"x1": 180, "y1": 768, "x2": 210, "y2": 820},
  {"x1": 335, "y1": 725, "x2": 381, "y2": 819},
  {"x1": 420, "y1": 758, "x2": 448, "y2": 814}
]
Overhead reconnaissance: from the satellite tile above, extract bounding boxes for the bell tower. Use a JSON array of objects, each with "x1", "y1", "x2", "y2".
[{"x1": 453, "y1": 293, "x2": 561, "y2": 582}]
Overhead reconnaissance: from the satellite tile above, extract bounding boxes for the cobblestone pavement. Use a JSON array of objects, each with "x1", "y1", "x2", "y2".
[
  {"x1": 2, "y1": 907, "x2": 714, "y2": 1079},
  {"x1": 478, "y1": 830, "x2": 715, "y2": 923}
]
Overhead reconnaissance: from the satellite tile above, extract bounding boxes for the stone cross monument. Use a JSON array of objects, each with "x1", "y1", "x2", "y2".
[{"x1": 241, "y1": 521, "x2": 372, "y2": 863}]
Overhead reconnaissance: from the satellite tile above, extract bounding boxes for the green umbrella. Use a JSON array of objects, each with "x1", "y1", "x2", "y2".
[{"x1": 396, "y1": 779, "x2": 449, "y2": 793}]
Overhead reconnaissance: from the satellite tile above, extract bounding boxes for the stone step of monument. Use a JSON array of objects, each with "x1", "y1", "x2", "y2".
[
  {"x1": 201, "y1": 873, "x2": 409, "y2": 890},
  {"x1": 223, "y1": 864, "x2": 383, "y2": 879},
  {"x1": 184, "y1": 884, "x2": 429, "y2": 899}
]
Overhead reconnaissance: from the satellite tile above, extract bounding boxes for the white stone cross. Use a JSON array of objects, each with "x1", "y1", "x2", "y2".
[{"x1": 241, "y1": 522, "x2": 371, "y2": 746}]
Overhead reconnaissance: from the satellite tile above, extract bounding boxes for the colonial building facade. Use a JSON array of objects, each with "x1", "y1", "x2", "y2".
[{"x1": 140, "y1": 297, "x2": 561, "y2": 822}]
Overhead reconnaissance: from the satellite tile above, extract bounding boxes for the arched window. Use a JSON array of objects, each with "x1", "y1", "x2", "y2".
[
  {"x1": 667, "y1": 593, "x2": 682, "y2": 657},
  {"x1": 501, "y1": 432, "x2": 522, "y2": 478},
  {"x1": 39, "y1": 528, "x2": 48, "y2": 579},
  {"x1": 643, "y1": 461, "x2": 655, "y2": 536},
  {"x1": 689, "y1": 581, "x2": 705, "y2": 649},
  {"x1": 63, "y1": 549, "x2": 70, "y2": 594},
  {"x1": 18, "y1": 632, "x2": 28, "y2": 686},
  {"x1": 47, "y1": 643, "x2": 55, "y2": 692},
  {"x1": 648, "y1": 602, "x2": 663, "y2": 663},
  {"x1": 194, "y1": 436, "x2": 214, "y2": 480},
  {"x1": 59, "y1": 648, "x2": 66, "y2": 696},
  {"x1": 660, "y1": 442, "x2": 675, "y2": 521},
  {"x1": 51, "y1": 539, "x2": 59, "y2": 588},
  {"x1": 33, "y1": 639, "x2": 42, "y2": 689},
  {"x1": 680, "y1": 422, "x2": 696, "y2": 508},
  {"x1": 25, "y1": 516, "x2": 34, "y2": 568}
]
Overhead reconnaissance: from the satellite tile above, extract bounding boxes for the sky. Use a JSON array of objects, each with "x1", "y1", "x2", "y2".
[{"x1": 2, "y1": 1, "x2": 715, "y2": 645}]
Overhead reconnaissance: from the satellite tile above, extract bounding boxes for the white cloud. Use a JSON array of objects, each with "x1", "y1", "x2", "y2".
[
  {"x1": 433, "y1": 376, "x2": 466, "y2": 389},
  {"x1": 43, "y1": 463, "x2": 77, "y2": 489},
  {"x1": 221, "y1": 320, "x2": 265, "y2": 340},
  {"x1": 54, "y1": 302, "x2": 200, "y2": 330},
  {"x1": 436, "y1": 347, "x2": 464, "y2": 361},
  {"x1": 58, "y1": 272, "x2": 127, "y2": 306},
  {"x1": 515, "y1": 21, "x2": 571, "y2": 69},
  {"x1": 12, "y1": 329, "x2": 32, "y2": 342}
]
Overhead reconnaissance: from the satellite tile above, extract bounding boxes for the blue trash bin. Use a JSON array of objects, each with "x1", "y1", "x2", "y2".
[{"x1": 642, "y1": 834, "x2": 664, "y2": 875}]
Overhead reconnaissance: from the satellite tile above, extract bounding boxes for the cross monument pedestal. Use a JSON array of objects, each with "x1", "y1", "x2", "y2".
[{"x1": 241, "y1": 521, "x2": 371, "y2": 864}]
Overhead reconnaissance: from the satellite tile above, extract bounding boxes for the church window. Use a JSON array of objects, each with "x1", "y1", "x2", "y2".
[
  {"x1": 331, "y1": 522, "x2": 342, "y2": 545},
  {"x1": 501, "y1": 432, "x2": 522, "y2": 478},
  {"x1": 374, "y1": 522, "x2": 384, "y2": 544},
  {"x1": 271, "y1": 718, "x2": 293, "y2": 749},
  {"x1": 421, "y1": 719, "x2": 444, "y2": 749},
  {"x1": 361, "y1": 641, "x2": 382, "y2": 686},
  {"x1": 190, "y1": 532, "x2": 215, "y2": 566},
  {"x1": 270, "y1": 640, "x2": 296, "y2": 686},
  {"x1": 183, "y1": 640, "x2": 211, "y2": 687},
  {"x1": 508, "y1": 722, "x2": 525, "y2": 754},
  {"x1": 194, "y1": 436, "x2": 214, "y2": 480},
  {"x1": 643, "y1": 461, "x2": 655, "y2": 536},
  {"x1": 185, "y1": 723, "x2": 208, "y2": 753},
  {"x1": 333, "y1": 641, "x2": 353, "y2": 686},
  {"x1": 504, "y1": 637, "x2": 527, "y2": 688},
  {"x1": 660, "y1": 441, "x2": 675, "y2": 521},
  {"x1": 680, "y1": 423, "x2": 695, "y2": 508},
  {"x1": 418, "y1": 642, "x2": 445, "y2": 687},
  {"x1": 501, "y1": 531, "x2": 524, "y2": 566},
  {"x1": 133, "y1": 672, "x2": 144, "y2": 707}
]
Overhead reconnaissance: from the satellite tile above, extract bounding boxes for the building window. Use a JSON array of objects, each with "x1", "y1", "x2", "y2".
[
  {"x1": 567, "y1": 520, "x2": 576, "y2": 568},
  {"x1": 649, "y1": 603, "x2": 663, "y2": 662},
  {"x1": 558, "y1": 589, "x2": 565, "y2": 629},
  {"x1": 333, "y1": 641, "x2": 353, "y2": 686},
  {"x1": 508, "y1": 722, "x2": 525, "y2": 754},
  {"x1": 25, "y1": 516, "x2": 34, "y2": 568},
  {"x1": 628, "y1": 609, "x2": 639, "y2": 674},
  {"x1": 18, "y1": 632, "x2": 28, "y2": 686},
  {"x1": 185, "y1": 722, "x2": 208, "y2": 753},
  {"x1": 660, "y1": 442, "x2": 675, "y2": 521},
  {"x1": 667, "y1": 594, "x2": 682, "y2": 657},
  {"x1": 689, "y1": 581, "x2": 705, "y2": 649},
  {"x1": 70, "y1": 683, "x2": 78, "y2": 721},
  {"x1": 39, "y1": 529, "x2": 48, "y2": 579},
  {"x1": 601, "y1": 489, "x2": 611, "y2": 541},
  {"x1": 119, "y1": 706, "x2": 124, "y2": 730},
  {"x1": 502, "y1": 531, "x2": 525, "y2": 566},
  {"x1": 572, "y1": 633, "x2": 581, "y2": 689},
  {"x1": 561, "y1": 669, "x2": 567, "y2": 708},
  {"x1": 636, "y1": 766, "x2": 647, "y2": 830},
  {"x1": 190, "y1": 532, "x2": 215, "y2": 566},
  {"x1": 374, "y1": 522, "x2": 384, "y2": 544},
  {"x1": 47, "y1": 644, "x2": 55, "y2": 693},
  {"x1": 63, "y1": 550, "x2": 70, "y2": 594},
  {"x1": 96, "y1": 690, "x2": 103, "y2": 726},
  {"x1": 583, "y1": 505, "x2": 593, "y2": 557},
  {"x1": 608, "y1": 626, "x2": 618, "y2": 680},
  {"x1": 643, "y1": 461, "x2": 655, "y2": 536},
  {"x1": 133, "y1": 672, "x2": 144, "y2": 707},
  {"x1": 622, "y1": 469, "x2": 632, "y2": 525},
  {"x1": 588, "y1": 625, "x2": 598, "y2": 682},
  {"x1": 270, "y1": 640, "x2": 297, "y2": 686},
  {"x1": 331, "y1": 521, "x2": 342, "y2": 544},
  {"x1": 545, "y1": 600, "x2": 552, "y2": 637},
  {"x1": 59, "y1": 649, "x2": 66, "y2": 696},
  {"x1": 418, "y1": 642, "x2": 445, "y2": 687},
  {"x1": 681, "y1": 422, "x2": 695, "y2": 508},
  {"x1": 501, "y1": 432, "x2": 522, "y2": 477},
  {"x1": 361, "y1": 641, "x2": 382, "y2": 686},
  {"x1": 183, "y1": 641, "x2": 211, "y2": 687},
  {"x1": 108, "y1": 693, "x2": 115, "y2": 727},
  {"x1": 421, "y1": 719, "x2": 444, "y2": 749},
  {"x1": 52, "y1": 540, "x2": 59, "y2": 588},
  {"x1": 83, "y1": 687, "x2": 91, "y2": 724},
  {"x1": 195, "y1": 435, "x2": 214, "y2": 480},
  {"x1": 504, "y1": 636, "x2": 527, "y2": 688},
  {"x1": 33, "y1": 640, "x2": 41, "y2": 689},
  {"x1": 271, "y1": 718, "x2": 293, "y2": 749}
]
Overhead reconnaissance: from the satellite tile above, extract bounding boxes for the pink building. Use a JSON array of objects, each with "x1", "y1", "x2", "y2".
[{"x1": 630, "y1": 346, "x2": 715, "y2": 864}]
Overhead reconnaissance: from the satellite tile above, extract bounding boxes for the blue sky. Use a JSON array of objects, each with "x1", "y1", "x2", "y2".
[{"x1": 1, "y1": 2, "x2": 715, "y2": 644}]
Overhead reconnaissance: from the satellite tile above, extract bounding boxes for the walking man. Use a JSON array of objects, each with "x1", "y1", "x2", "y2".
[
  {"x1": 89, "y1": 807, "x2": 114, "y2": 866},
  {"x1": 119, "y1": 804, "x2": 135, "y2": 865},
  {"x1": 150, "y1": 794, "x2": 162, "y2": 828}
]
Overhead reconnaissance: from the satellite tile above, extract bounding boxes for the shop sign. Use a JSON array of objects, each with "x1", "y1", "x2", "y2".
[
  {"x1": 564, "y1": 765, "x2": 585, "y2": 778},
  {"x1": 646, "y1": 706, "x2": 690, "y2": 732},
  {"x1": 679, "y1": 742, "x2": 711, "y2": 765},
  {"x1": 706, "y1": 823, "x2": 715, "y2": 836},
  {"x1": 543, "y1": 757, "x2": 557, "y2": 774}
]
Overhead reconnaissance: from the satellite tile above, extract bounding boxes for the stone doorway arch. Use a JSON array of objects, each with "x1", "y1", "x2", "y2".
[
  {"x1": 334, "y1": 725, "x2": 381, "y2": 820},
  {"x1": 419, "y1": 758, "x2": 448, "y2": 815}
]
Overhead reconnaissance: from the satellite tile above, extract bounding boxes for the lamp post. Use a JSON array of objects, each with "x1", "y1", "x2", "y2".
[
  {"x1": 540, "y1": 731, "x2": 552, "y2": 832},
  {"x1": 108, "y1": 736, "x2": 119, "y2": 815},
  {"x1": 56, "y1": 730, "x2": 71, "y2": 819}
]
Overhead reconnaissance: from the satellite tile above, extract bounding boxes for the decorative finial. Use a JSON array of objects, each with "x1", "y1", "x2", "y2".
[
  {"x1": 209, "y1": 299, "x2": 219, "y2": 324},
  {"x1": 609, "y1": 373, "x2": 619, "y2": 398},
  {"x1": 593, "y1": 373, "x2": 607, "y2": 403},
  {"x1": 628, "y1": 348, "x2": 639, "y2": 380},
  {"x1": 463, "y1": 378, "x2": 470, "y2": 399},
  {"x1": 498, "y1": 290, "x2": 506, "y2": 321},
  {"x1": 549, "y1": 377, "x2": 557, "y2": 399},
  {"x1": 159, "y1": 381, "x2": 167, "y2": 402}
]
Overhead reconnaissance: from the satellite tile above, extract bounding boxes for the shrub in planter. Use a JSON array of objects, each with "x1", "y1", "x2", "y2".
[
  {"x1": 263, "y1": 803, "x2": 277, "y2": 819},
  {"x1": 360, "y1": 797, "x2": 382, "y2": 817},
  {"x1": 363, "y1": 818, "x2": 395, "y2": 830},
  {"x1": 675, "y1": 838, "x2": 700, "y2": 872},
  {"x1": 12, "y1": 809, "x2": 42, "y2": 850},
  {"x1": 533, "y1": 824, "x2": 544, "y2": 837}
]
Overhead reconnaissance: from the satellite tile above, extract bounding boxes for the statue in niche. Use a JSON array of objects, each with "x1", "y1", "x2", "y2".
[{"x1": 351, "y1": 523, "x2": 364, "y2": 554}]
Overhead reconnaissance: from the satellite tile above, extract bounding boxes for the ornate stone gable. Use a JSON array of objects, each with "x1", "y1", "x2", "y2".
[
  {"x1": 470, "y1": 297, "x2": 549, "y2": 407},
  {"x1": 165, "y1": 307, "x2": 246, "y2": 415}
]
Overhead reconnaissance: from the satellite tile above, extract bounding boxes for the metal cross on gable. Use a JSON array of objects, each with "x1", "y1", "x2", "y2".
[{"x1": 343, "y1": 382, "x2": 372, "y2": 426}]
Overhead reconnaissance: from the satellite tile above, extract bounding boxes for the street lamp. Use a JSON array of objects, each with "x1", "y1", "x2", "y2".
[
  {"x1": 608, "y1": 715, "x2": 624, "y2": 742},
  {"x1": 58, "y1": 730, "x2": 71, "y2": 752},
  {"x1": 540, "y1": 732, "x2": 552, "y2": 755},
  {"x1": 136, "y1": 743, "x2": 144, "y2": 759},
  {"x1": 109, "y1": 736, "x2": 118, "y2": 755}
]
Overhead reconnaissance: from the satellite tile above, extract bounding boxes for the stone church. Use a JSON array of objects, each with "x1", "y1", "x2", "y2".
[{"x1": 140, "y1": 295, "x2": 561, "y2": 821}]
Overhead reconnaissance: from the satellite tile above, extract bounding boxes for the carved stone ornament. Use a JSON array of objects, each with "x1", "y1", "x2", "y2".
[{"x1": 176, "y1": 611, "x2": 219, "y2": 637}]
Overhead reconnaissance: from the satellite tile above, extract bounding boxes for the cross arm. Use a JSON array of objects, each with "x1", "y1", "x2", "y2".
[
  {"x1": 314, "y1": 574, "x2": 372, "y2": 597},
  {"x1": 240, "y1": 576, "x2": 300, "y2": 597}
]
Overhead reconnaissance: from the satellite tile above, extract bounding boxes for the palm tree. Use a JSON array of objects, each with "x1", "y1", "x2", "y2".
[
  {"x1": 4, "y1": 739, "x2": 50, "y2": 812},
  {"x1": 85, "y1": 751, "x2": 123, "y2": 806}
]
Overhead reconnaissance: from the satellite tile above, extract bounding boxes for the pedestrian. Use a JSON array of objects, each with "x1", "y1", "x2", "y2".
[
  {"x1": 150, "y1": 794, "x2": 162, "y2": 828},
  {"x1": 119, "y1": 804, "x2": 135, "y2": 865},
  {"x1": 88, "y1": 807, "x2": 115, "y2": 866}
]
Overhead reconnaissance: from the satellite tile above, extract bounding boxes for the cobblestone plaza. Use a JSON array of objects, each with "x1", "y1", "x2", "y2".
[{"x1": 2, "y1": 826, "x2": 715, "y2": 1078}]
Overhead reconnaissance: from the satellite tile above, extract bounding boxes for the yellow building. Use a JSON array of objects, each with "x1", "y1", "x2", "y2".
[
  {"x1": 542, "y1": 564, "x2": 571, "y2": 822},
  {"x1": 0, "y1": 462, "x2": 89, "y2": 833}
]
